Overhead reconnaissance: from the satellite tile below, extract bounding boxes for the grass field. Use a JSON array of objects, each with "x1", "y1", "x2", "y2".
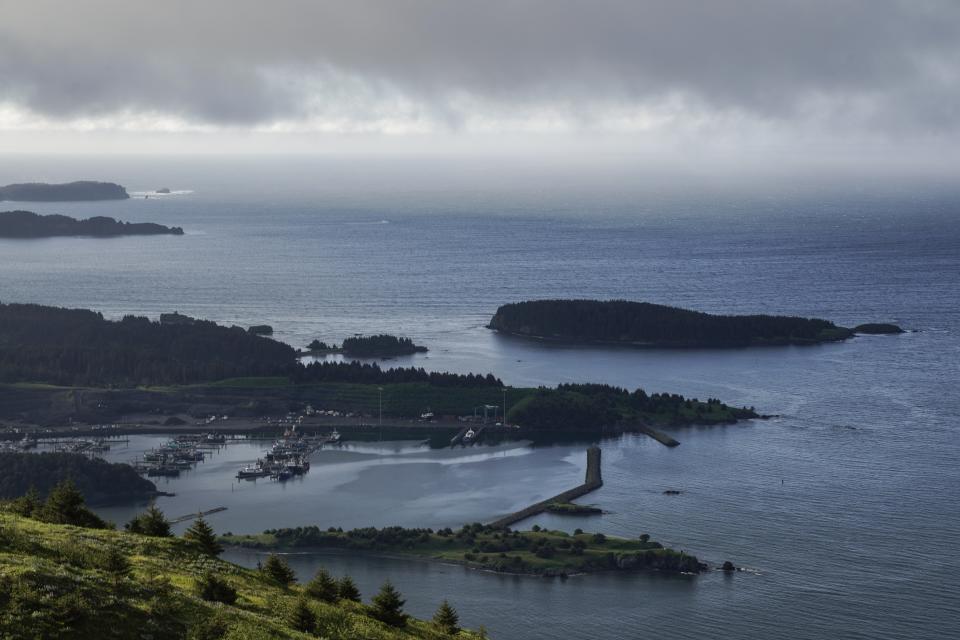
[{"x1": 0, "y1": 512, "x2": 479, "y2": 639}]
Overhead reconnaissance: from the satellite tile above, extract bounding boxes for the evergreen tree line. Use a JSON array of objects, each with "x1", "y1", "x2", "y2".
[
  {"x1": 0, "y1": 452, "x2": 157, "y2": 504},
  {"x1": 0, "y1": 302, "x2": 503, "y2": 389},
  {"x1": 3, "y1": 478, "x2": 109, "y2": 529},
  {"x1": 0, "y1": 302, "x2": 297, "y2": 386},
  {"x1": 556, "y1": 383, "x2": 732, "y2": 414},
  {"x1": 490, "y1": 299, "x2": 848, "y2": 346},
  {"x1": 507, "y1": 384, "x2": 756, "y2": 431},
  {"x1": 340, "y1": 334, "x2": 427, "y2": 356},
  {"x1": 255, "y1": 524, "x2": 437, "y2": 550},
  {"x1": 295, "y1": 360, "x2": 502, "y2": 387}
]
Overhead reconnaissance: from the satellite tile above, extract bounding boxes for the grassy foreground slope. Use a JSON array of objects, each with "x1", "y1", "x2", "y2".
[{"x1": 0, "y1": 513, "x2": 478, "y2": 639}]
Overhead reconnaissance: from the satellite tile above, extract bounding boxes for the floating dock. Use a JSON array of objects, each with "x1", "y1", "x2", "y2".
[{"x1": 170, "y1": 506, "x2": 227, "y2": 524}]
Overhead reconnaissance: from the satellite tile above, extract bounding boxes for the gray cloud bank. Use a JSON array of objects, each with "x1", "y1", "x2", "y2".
[{"x1": 1, "y1": 0, "x2": 959, "y2": 138}]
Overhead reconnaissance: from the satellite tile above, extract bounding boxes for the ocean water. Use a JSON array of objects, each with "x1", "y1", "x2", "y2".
[{"x1": 1, "y1": 155, "x2": 958, "y2": 639}]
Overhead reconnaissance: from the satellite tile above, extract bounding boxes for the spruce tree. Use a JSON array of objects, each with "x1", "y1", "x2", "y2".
[
  {"x1": 371, "y1": 580, "x2": 407, "y2": 627},
  {"x1": 196, "y1": 572, "x2": 238, "y2": 604},
  {"x1": 102, "y1": 547, "x2": 131, "y2": 587},
  {"x1": 183, "y1": 517, "x2": 222, "y2": 556},
  {"x1": 126, "y1": 505, "x2": 172, "y2": 537},
  {"x1": 288, "y1": 597, "x2": 317, "y2": 634},
  {"x1": 186, "y1": 610, "x2": 231, "y2": 640},
  {"x1": 261, "y1": 553, "x2": 296, "y2": 588},
  {"x1": 337, "y1": 575, "x2": 361, "y2": 602},
  {"x1": 305, "y1": 567, "x2": 339, "y2": 602},
  {"x1": 9, "y1": 487, "x2": 41, "y2": 517},
  {"x1": 433, "y1": 599, "x2": 460, "y2": 635},
  {"x1": 38, "y1": 479, "x2": 107, "y2": 529}
]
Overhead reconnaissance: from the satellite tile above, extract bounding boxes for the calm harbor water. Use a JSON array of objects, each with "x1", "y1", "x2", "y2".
[{"x1": 2, "y1": 155, "x2": 958, "y2": 639}]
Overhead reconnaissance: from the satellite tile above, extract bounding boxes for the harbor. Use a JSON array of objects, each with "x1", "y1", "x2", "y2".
[{"x1": 131, "y1": 433, "x2": 226, "y2": 477}]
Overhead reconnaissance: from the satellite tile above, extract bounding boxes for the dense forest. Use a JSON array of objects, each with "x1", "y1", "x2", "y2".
[
  {"x1": 341, "y1": 334, "x2": 428, "y2": 357},
  {"x1": 0, "y1": 303, "x2": 296, "y2": 385},
  {"x1": 489, "y1": 299, "x2": 856, "y2": 347},
  {"x1": 0, "y1": 210, "x2": 183, "y2": 238},
  {"x1": 296, "y1": 360, "x2": 501, "y2": 387},
  {"x1": 0, "y1": 453, "x2": 156, "y2": 504},
  {"x1": 507, "y1": 383, "x2": 756, "y2": 430},
  {"x1": 0, "y1": 303, "x2": 502, "y2": 389},
  {"x1": 0, "y1": 181, "x2": 129, "y2": 202}
]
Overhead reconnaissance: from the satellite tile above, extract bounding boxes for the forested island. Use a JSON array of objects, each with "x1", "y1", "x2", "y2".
[
  {"x1": 0, "y1": 302, "x2": 755, "y2": 433},
  {"x1": 0, "y1": 210, "x2": 183, "y2": 238},
  {"x1": 0, "y1": 181, "x2": 129, "y2": 201},
  {"x1": 222, "y1": 522, "x2": 705, "y2": 576},
  {"x1": 0, "y1": 452, "x2": 157, "y2": 504},
  {"x1": 305, "y1": 334, "x2": 428, "y2": 357},
  {"x1": 488, "y1": 299, "x2": 903, "y2": 347},
  {"x1": 0, "y1": 489, "x2": 475, "y2": 638},
  {"x1": 343, "y1": 335, "x2": 428, "y2": 357},
  {"x1": 248, "y1": 324, "x2": 274, "y2": 336}
]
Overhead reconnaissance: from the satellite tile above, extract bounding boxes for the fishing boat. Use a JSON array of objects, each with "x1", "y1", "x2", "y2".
[
  {"x1": 146, "y1": 466, "x2": 181, "y2": 477},
  {"x1": 273, "y1": 466, "x2": 295, "y2": 481},
  {"x1": 237, "y1": 464, "x2": 270, "y2": 479}
]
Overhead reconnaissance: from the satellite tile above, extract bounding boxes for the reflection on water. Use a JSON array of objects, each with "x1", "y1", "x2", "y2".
[{"x1": 95, "y1": 437, "x2": 586, "y2": 535}]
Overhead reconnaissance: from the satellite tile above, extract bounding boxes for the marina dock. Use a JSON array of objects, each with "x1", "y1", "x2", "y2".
[{"x1": 170, "y1": 507, "x2": 227, "y2": 524}]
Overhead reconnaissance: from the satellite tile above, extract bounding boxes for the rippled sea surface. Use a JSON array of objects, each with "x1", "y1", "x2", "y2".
[{"x1": 2, "y1": 155, "x2": 958, "y2": 639}]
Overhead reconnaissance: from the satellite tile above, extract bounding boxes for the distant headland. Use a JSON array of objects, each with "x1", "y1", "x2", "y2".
[
  {"x1": 0, "y1": 210, "x2": 184, "y2": 238},
  {"x1": 488, "y1": 299, "x2": 903, "y2": 348},
  {"x1": 0, "y1": 181, "x2": 129, "y2": 202}
]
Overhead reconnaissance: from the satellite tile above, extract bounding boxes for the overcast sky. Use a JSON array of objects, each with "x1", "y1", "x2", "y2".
[{"x1": 1, "y1": 0, "x2": 958, "y2": 162}]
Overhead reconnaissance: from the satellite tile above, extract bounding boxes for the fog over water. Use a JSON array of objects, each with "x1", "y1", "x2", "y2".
[{"x1": 2, "y1": 155, "x2": 958, "y2": 639}]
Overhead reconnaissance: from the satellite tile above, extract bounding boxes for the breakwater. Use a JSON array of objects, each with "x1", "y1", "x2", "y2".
[
  {"x1": 489, "y1": 446, "x2": 602, "y2": 528},
  {"x1": 639, "y1": 426, "x2": 680, "y2": 447}
]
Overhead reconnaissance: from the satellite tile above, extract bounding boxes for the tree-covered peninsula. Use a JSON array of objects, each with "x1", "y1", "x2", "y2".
[
  {"x1": 507, "y1": 383, "x2": 756, "y2": 430},
  {"x1": 222, "y1": 522, "x2": 705, "y2": 576},
  {"x1": 0, "y1": 181, "x2": 129, "y2": 202},
  {"x1": 489, "y1": 299, "x2": 902, "y2": 347},
  {"x1": 0, "y1": 303, "x2": 294, "y2": 385},
  {"x1": 0, "y1": 452, "x2": 157, "y2": 505},
  {"x1": 0, "y1": 210, "x2": 183, "y2": 238}
]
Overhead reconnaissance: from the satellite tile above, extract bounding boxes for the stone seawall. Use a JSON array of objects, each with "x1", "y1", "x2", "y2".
[{"x1": 489, "y1": 447, "x2": 602, "y2": 529}]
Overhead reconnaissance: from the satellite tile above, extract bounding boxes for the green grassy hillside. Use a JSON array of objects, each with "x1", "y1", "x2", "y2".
[{"x1": 0, "y1": 512, "x2": 479, "y2": 639}]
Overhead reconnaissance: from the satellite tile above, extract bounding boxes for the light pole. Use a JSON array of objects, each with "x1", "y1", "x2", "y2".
[
  {"x1": 502, "y1": 388, "x2": 507, "y2": 426},
  {"x1": 378, "y1": 387, "x2": 383, "y2": 426}
]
